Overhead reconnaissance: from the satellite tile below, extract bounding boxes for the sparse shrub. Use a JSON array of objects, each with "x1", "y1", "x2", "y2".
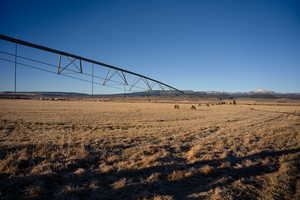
[
  {"x1": 168, "y1": 170, "x2": 187, "y2": 181},
  {"x1": 146, "y1": 172, "x2": 161, "y2": 183},
  {"x1": 174, "y1": 105, "x2": 180, "y2": 109},
  {"x1": 25, "y1": 185, "x2": 44, "y2": 198},
  {"x1": 153, "y1": 195, "x2": 174, "y2": 200},
  {"x1": 99, "y1": 163, "x2": 113, "y2": 173},
  {"x1": 219, "y1": 161, "x2": 232, "y2": 169},
  {"x1": 233, "y1": 100, "x2": 236, "y2": 105},
  {"x1": 73, "y1": 168, "x2": 85, "y2": 175},
  {"x1": 111, "y1": 178, "x2": 127, "y2": 189},
  {"x1": 262, "y1": 154, "x2": 300, "y2": 200},
  {"x1": 138, "y1": 195, "x2": 172, "y2": 200},
  {"x1": 211, "y1": 187, "x2": 223, "y2": 200},
  {"x1": 191, "y1": 105, "x2": 196, "y2": 110},
  {"x1": 186, "y1": 145, "x2": 202, "y2": 161},
  {"x1": 199, "y1": 164, "x2": 214, "y2": 175},
  {"x1": 206, "y1": 104, "x2": 210, "y2": 107}
]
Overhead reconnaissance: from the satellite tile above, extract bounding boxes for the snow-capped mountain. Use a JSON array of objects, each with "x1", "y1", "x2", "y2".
[{"x1": 251, "y1": 89, "x2": 275, "y2": 94}]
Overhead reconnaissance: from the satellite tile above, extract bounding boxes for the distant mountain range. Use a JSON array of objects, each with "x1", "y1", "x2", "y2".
[{"x1": 1, "y1": 89, "x2": 300, "y2": 99}]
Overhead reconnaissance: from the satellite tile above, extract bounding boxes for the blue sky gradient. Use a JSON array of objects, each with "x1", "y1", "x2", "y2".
[{"x1": 0, "y1": 0, "x2": 299, "y2": 93}]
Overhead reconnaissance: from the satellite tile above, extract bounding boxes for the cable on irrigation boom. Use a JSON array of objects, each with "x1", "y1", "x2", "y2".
[{"x1": 0, "y1": 34, "x2": 184, "y2": 94}]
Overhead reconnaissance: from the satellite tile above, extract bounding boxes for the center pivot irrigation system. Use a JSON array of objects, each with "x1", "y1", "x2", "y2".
[{"x1": 0, "y1": 34, "x2": 183, "y2": 95}]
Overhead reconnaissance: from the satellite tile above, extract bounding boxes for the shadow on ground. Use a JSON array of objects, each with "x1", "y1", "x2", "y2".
[{"x1": 0, "y1": 146, "x2": 299, "y2": 200}]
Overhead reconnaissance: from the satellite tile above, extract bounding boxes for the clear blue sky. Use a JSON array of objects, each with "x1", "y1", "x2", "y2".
[{"x1": 0, "y1": 0, "x2": 299, "y2": 93}]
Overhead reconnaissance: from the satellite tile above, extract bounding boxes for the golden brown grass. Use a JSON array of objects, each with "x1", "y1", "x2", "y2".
[{"x1": 0, "y1": 99, "x2": 299, "y2": 199}]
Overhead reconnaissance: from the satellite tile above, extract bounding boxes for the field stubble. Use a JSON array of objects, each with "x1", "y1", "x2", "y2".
[{"x1": 0, "y1": 99, "x2": 299, "y2": 200}]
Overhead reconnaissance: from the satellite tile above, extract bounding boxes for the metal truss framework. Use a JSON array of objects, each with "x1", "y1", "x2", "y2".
[{"x1": 0, "y1": 34, "x2": 183, "y2": 95}]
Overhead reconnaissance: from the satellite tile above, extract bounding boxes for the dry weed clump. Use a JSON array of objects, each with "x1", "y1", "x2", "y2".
[
  {"x1": 106, "y1": 154, "x2": 119, "y2": 163},
  {"x1": 199, "y1": 164, "x2": 215, "y2": 175},
  {"x1": 186, "y1": 144, "x2": 207, "y2": 161},
  {"x1": 111, "y1": 178, "x2": 127, "y2": 189},
  {"x1": 139, "y1": 195, "x2": 174, "y2": 200},
  {"x1": 31, "y1": 161, "x2": 52, "y2": 175},
  {"x1": 219, "y1": 161, "x2": 232, "y2": 169},
  {"x1": 167, "y1": 169, "x2": 195, "y2": 181},
  {"x1": 262, "y1": 153, "x2": 300, "y2": 200},
  {"x1": 210, "y1": 187, "x2": 224, "y2": 200},
  {"x1": 145, "y1": 172, "x2": 161, "y2": 183},
  {"x1": 190, "y1": 105, "x2": 197, "y2": 110},
  {"x1": 153, "y1": 195, "x2": 174, "y2": 200},
  {"x1": 24, "y1": 185, "x2": 44, "y2": 199},
  {"x1": 174, "y1": 104, "x2": 180, "y2": 109},
  {"x1": 73, "y1": 168, "x2": 85, "y2": 175},
  {"x1": 98, "y1": 163, "x2": 114, "y2": 173}
]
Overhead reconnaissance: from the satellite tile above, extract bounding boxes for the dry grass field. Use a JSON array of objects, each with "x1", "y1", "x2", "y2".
[{"x1": 0, "y1": 99, "x2": 300, "y2": 200}]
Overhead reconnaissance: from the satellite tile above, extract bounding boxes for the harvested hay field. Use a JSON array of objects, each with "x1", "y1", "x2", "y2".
[{"x1": 0, "y1": 99, "x2": 300, "y2": 200}]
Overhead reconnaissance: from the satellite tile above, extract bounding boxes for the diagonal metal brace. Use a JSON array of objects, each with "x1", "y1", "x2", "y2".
[
  {"x1": 57, "y1": 56, "x2": 82, "y2": 74},
  {"x1": 129, "y1": 77, "x2": 141, "y2": 91},
  {"x1": 117, "y1": 71, "x2": 128, "y2": 85},
  {"x1": 103, "y1": 70, "x2": 117, "y2": 86},
  {"x1": 142, "y1": 78, "x2": 152, "y2": 91}
]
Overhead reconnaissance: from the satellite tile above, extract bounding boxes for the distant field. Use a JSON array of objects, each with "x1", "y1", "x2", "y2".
[{"x1": 0, "y1": 99, "x2": 299, "y2": 200}]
